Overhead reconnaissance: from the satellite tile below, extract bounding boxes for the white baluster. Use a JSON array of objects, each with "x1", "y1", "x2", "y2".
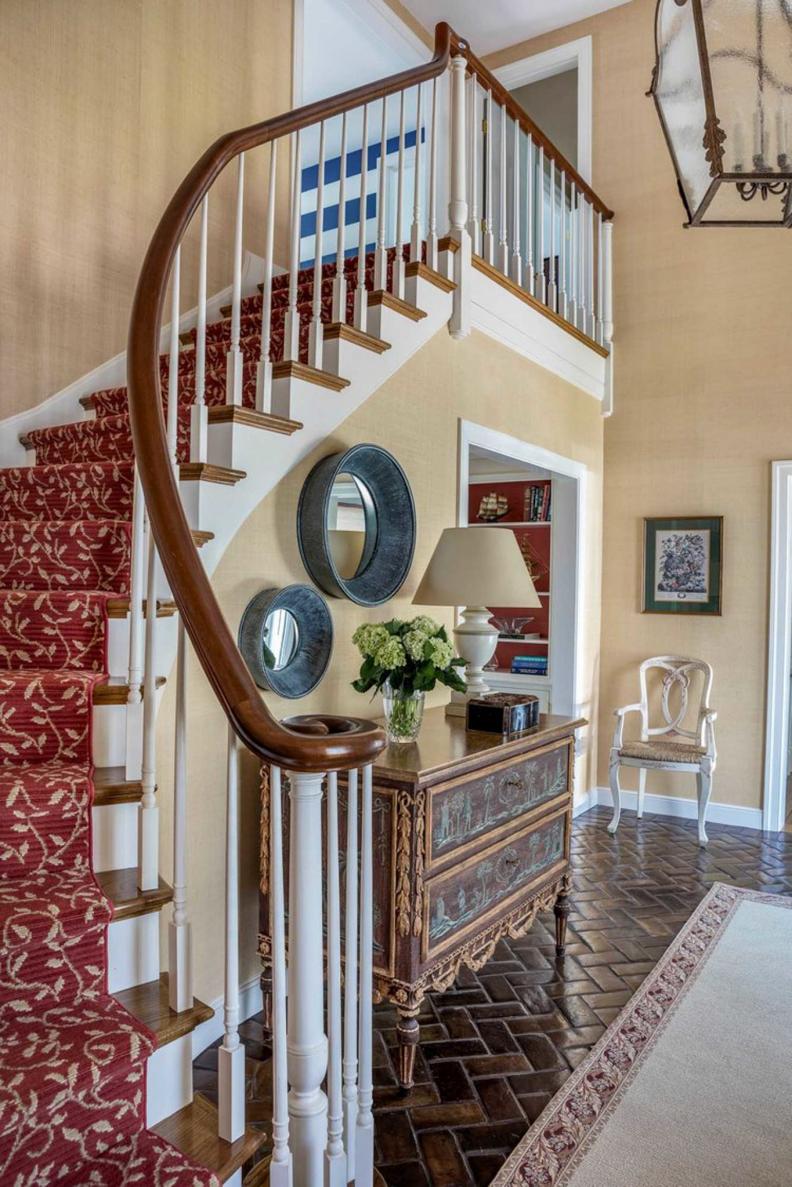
[
  {"x1": 288, "y1": 769, "x2": 329, "y2": 1185},
  {"x1": 511, "y1": 115, "x2": 522, "y2": 285},
  {"x1": 498, "y1": 102, "x2": 508, "y2": 275},
  {"x1": 353, "y1": 105, "x2": 370, "y2": 332},
  {"x1": 560, "y1": 172, "x2": 568, "y2": 321},
  {"x1": 596, "y1": 209, "x2": 604, "y2": 344},
  {"x1": 570, "y1": 181, "x2": 578, "y2": 328},
  {"x1": 137, "y1": 533, "x2": 158, "y2": 892},
  {"x1": 587, "y1": 200, "x2": 595, "y2": 339},
  {"x1": 483, "y1": 90, "x2": 494, "y2": 264},
  {"x1": 355, "y1": 764, "x2": 374, "y2": 1187},
  {"x1": 548, "y1": 158, "x2": 557, "y2": 310},
  {"x1": 256, "y1": 140, "x2": 278, "y2": 414},
  {"x1": 269, "y1": 766, "x2": 293, "y2": 1187},
  {"x1": 525, "y1": 133, "x2": 534, "y2": 295},
  {"x1": 393, "y1": 89, "x2": 407, "y2": 298},
  {"x1": 168, "y1": 619, "x2": 192, "y2": 1012},
  {"x1": 219, "y1": 726, "x2": 245, "y2": 1143},
  {"x1": 374, "y1": 99, "x2": 388, "y2": 292},
  {"x1": 342, "y1": 768, "x2": 359, "y2": 1176},
  {"x1": 410, "y1": 83, "x2": 423, "y2": 264},
  {"x1": 226, "y1": 152, "x2": 245, "y2": 405},
  {"x1": 124, "y1": 469, "x2": 146, "y2": 780},
  {"x1": 166, "y1": 246, "x2": 181, "y2": 467},
  {"x1": 576, "y1": 190, "x2": 584, "y2": 329},
  {"x1": 427, "y1": 77, "x2": 439, "y2": 271},
  {"x1": 332, "y1": 115, "x2": 349, "y2": 322},
  {"x1": 309, "y1": 122, "x2": 327, "y2": 369},
  {"x1": 537, "y1": 146, "x2": 546, "y2": 304},
  {"x1": 602, "y1": 218, "x2": 615, "y2": 416},
  {"x1": 325, "y1": 772, "x2": 346, "y2": 1187},
  {"x1": 449, "y1": 56, "x2": 471, "y2": 340},
  {"x1": 284, "y1": 130, "x2": 302, "y2": 362},
  {"x1": 467, "y1": 78, "x2": 480, "y2": 255},
  {"x1": 190, "y1": 194, "x2": 209, "y2": 463}
]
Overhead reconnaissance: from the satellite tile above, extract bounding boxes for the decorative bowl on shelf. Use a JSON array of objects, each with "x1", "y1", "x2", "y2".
[{"x1": 492, "y1": 615, "x2": 535, "y2": 640}]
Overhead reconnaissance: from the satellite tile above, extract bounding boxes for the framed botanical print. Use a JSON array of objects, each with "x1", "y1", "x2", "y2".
[{"x1": 643, "y1": 517, "x2": 723, "y2": 615}]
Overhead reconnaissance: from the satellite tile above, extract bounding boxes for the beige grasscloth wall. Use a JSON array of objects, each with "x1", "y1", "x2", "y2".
[
  {"x1": 487, "y1": 0, "x2": 788, "y2": 810},
  {"x1": 0, "y1": 0, "x2": 293, "y2": 421},
  {"x1": 158, "y1": 328, "x2": 604, "y2": 1003}
]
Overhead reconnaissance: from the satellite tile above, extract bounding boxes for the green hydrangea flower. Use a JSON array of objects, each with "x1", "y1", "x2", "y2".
[
  {"x1": 403, "y1": 629, "x2": 430, "y2": 662},
  {"x1": 352, "y1": 623, "x2": 389, "y2": 658},
  {"x1": 427, "y1": 638, "x2": 454, "y2": 669},
  {"x1": 374, "y1": 637, "x2": 407, "y2": 669},
  {"x1": 411, "y1": 615, "x2": 441, "y2": 637}
]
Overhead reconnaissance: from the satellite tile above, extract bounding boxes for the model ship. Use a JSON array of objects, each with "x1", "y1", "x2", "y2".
[{"x1": 477, "y1": 492, "x2": 510, "y2": 522}]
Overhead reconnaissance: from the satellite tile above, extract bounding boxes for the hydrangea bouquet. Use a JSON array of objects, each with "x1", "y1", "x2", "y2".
[{"x1": 352, "y1": 616, "x2": 466, "y2": 742}]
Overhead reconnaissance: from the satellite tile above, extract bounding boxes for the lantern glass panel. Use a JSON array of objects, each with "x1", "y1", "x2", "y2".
[{"x1": 655, "y1": 0, "x2": 711, "y2": 213}]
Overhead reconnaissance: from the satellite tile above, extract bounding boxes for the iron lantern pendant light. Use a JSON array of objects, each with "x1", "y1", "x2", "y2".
[{"x1": 650, "y1": 0, "x2": 792, "y2": 226}]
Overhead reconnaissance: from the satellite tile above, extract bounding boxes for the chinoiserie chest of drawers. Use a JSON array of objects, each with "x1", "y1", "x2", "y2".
[{"x1": 258, "y1": 709, "x2": 583, "y2": 1089}]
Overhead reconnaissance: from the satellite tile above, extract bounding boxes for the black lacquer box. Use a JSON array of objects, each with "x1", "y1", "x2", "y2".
[{"x1": 466, "y1": 692, "x2": 540, "y2": 737}]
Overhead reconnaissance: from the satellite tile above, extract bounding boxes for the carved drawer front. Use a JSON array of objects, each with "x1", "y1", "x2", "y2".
[
  {"x1": 422, "y1": 807, "x2": 568, "y2": 960},
  {"x1": 427, "y1": 739, "x2": 570, "y2": 868}
]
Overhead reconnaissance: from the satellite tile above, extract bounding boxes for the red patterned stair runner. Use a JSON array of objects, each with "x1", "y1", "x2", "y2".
[{"x1": 0, "y1": 459, "x2": 217, "y2": 1181}]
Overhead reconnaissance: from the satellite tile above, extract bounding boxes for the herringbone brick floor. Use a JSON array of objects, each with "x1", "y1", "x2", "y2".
[{"x1": 193, "y1": 805, "x2": 792, "y2": 1186}]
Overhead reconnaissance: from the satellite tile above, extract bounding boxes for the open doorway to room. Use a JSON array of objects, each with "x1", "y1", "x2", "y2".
[{"x1": 458, "y1": 420, "x2": 585, "y2": 720}]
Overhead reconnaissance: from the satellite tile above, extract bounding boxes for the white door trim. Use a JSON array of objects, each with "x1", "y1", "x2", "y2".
[
  {"x1": 457, "y1": 419, "x2": 587, "y2": 721},
  {"x1": 763, "y1": 460, "x2": 792, "y2": 831},
  {"x1": 493, "y1": 35, "x2": 593, "y2": 183}
]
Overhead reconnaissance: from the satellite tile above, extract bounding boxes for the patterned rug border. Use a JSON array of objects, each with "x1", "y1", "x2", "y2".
[{"x1": 489, "y1": 882, "x2": 792, "y2": 1187}]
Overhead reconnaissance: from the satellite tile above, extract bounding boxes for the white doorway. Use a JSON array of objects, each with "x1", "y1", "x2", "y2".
[
  {"x1": 763, "y1": 460, "x2": 792, "y2": 832},
  {"x1": 457, "y1": 419, "x2": 586, "y2": 719}
]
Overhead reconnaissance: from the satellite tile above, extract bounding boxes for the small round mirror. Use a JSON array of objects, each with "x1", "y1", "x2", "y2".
[
  {"x1": 327, "y1": 472, "x2": 376, "y2": 579},
  {"x1": 263, "y1": 608, "x2": 300, "y2": 671}
]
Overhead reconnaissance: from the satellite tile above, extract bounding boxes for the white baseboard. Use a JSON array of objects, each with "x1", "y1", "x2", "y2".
[
  {"x1": 579, "y1": 786, "x2": 764, "y2": 831},
  {"x1": 190, "y1": 974, "x2": 264, "y2": 1060}
]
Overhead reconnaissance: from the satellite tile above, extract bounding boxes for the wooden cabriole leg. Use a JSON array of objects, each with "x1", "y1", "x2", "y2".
[
  {"x1": 554, "y1": 891, "x2": 570, "y2": 959},
  {"x1": 396, "y1": 1013, "x2": 420, "y2": 1092}
]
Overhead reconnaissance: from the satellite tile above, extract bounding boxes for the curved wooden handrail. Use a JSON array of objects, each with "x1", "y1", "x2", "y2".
[
  {"x1": 455, "y1": 39, "x2": 614, "y2": 220},
  {"x1": 127, "y1": 24, "x2": 461, "y2": 771}
]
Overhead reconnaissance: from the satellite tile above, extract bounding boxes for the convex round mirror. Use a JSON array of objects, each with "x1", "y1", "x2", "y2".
[
  {"x1": 297, "y1": 444, "x2": 416, "y2": 606},
  {"x1": 238, "y1": 585, "x2": 333, "y2": 699}
]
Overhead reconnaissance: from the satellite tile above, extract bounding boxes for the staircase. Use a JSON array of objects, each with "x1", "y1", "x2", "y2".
[{"x1": 0, "y1": 21, "x2": 613, "y2": 1187}]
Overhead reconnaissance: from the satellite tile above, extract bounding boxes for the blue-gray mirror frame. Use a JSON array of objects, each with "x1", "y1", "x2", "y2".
[{"x1": 238, "y1": 584, "x2": 334, "y2": 698}]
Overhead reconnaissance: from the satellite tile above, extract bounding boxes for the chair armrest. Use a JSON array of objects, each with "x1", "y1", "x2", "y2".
[
  {"x1": 612, "y1": 703, "x2": 643, "y2": 749},
  {"x1": 699, "y1": 708, "x2": 717, "y2": 752}
]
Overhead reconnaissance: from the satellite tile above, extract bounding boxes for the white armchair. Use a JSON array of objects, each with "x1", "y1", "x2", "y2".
[{"x1": 608, "y1": 656, "x2": 717, "y2": 846}]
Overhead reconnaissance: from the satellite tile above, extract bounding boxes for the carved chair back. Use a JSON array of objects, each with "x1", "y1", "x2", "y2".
[{"x1": 637, "y1": 655, "x2": 713, "y2": 744}]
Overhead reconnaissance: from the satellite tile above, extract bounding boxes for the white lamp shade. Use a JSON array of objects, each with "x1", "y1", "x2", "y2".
[{"x1": 413, "y1": 527, "x2": 541, "y2": 609}]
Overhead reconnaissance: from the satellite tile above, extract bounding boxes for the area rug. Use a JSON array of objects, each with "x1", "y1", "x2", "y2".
[{"x1": 490, "y1": 882, "x2": 792, "y2": 1187}]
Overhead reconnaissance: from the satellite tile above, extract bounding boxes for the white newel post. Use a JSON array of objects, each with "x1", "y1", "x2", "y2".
[
  {"x1": 125, "y1": 468, "x2": 146, "y2": 780},
  {"x1": 288, "y1": 769, "x2": 329, "y2": 1185},
  {"x1": 226, "y1": 152, "x2": 245, "y2": 405},
  {"x1": 342, "y1": 767, "x2": 359, "y2": 1176},
  {"x1": 190, "y1": 194, "x2": 209, "y2": 463},
  {"x1": 602, "y1": 217, "x2": 615, "y2": 417},
  {"x1": 448, "y1": 55, "x2": 471, "y2": 340},
  {"x1": 219, "y1": 726, "x2": 245, "y2": 1143},
  {"x1": 355, "y1": 764, "x2": 375, "y2": 1187},
  {"x1": 325, "y1": 772, "x2": 346, "y2": 1187},
  {"x1": 269, "y1": 766, "x2": 293, "y2": 1187},
  {"x1": 168, "y1": 619, "x2": 193, "y2": 1012},
  {"x1": 137, "y1": 532, "x2": 159, "y2": 892}
]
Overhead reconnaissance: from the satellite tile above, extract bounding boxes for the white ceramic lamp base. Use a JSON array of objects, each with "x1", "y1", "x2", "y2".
[{"x1": 445, "y1": 606, "x2": 499, "y2": 717}]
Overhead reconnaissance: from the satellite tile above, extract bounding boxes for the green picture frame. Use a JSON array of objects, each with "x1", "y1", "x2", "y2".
[{"x1": 643, "y1": 517, "x2": 723, "y2": 615}]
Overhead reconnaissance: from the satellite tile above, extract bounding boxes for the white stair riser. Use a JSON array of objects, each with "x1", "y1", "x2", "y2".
[
  {"x1": 146, "y1": 1033, "x2": 195, "y2": 1126},
  {"x1": 92, "y1": 802, "x2": 138, "y2": 872},
  {"x1": 106, "y1": 615, "x2": 176, "y2": 679},
  {"x1": 108, "y1": 912, "x2": 160, "y2": 992},
  {"x1": 93, "y1": 704, "x2": 127, "y2": 768}
]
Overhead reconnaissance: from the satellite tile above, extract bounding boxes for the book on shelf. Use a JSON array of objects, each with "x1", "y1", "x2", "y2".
[
  {"x1": 522, "y1": 483, "x2": 552, "y2": 524},
  {"x1": 511, "y1": 655, "x2": 549, "y2": 675}
]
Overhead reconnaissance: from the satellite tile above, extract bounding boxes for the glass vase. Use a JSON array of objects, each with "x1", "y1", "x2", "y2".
[{"x1": 382, "y1": 681, "x2": 425, "y2": 744}]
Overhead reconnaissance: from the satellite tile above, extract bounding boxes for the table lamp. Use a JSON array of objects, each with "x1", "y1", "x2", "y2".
[{"x1": 413, "y1": 526, "x2": 541, "y2": 715}]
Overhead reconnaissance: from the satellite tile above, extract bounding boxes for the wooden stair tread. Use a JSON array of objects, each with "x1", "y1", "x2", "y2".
[
  {"x1": 153, "y1": 1092, "x2": 265, "y2": 1183},
  {"x1": 271, "y1": 359, "x2": 350, "y2": 391},
  {"x1": 405, "y1": 259, "x2": 456, "y2": 292},
  {"x1": 106, "y1": 597, "x2": 177, "y2": 619},
  {"x1": 115, "y1": 973, "x2": 213, "y2": 1047},
  {"x1": 179, "y1": 463, "x2": 247, "y2": 485},
  {"x1": 206, "y1": 405, "x2": 303, "y2": 434},
  {"x1": 93, "y1": 766, "x2": 144, "y2": 805},
  {"x1": 367, "y1": 289, "x2": 427, "y2": 321},
  {"x1": 323, "y1": 322, "x2": 391, "y2": 353},
  {"x1": 96, "y1": 866, "x2": 173, "y2": 920},
  {"x1": 95, "y1": 675, "x2": 165, "y2": 705}
]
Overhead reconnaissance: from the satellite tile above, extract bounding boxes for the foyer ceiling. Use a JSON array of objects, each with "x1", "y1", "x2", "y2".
[{"x1": 400, "y1": 0, "x2": 635, "y2": 55}]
